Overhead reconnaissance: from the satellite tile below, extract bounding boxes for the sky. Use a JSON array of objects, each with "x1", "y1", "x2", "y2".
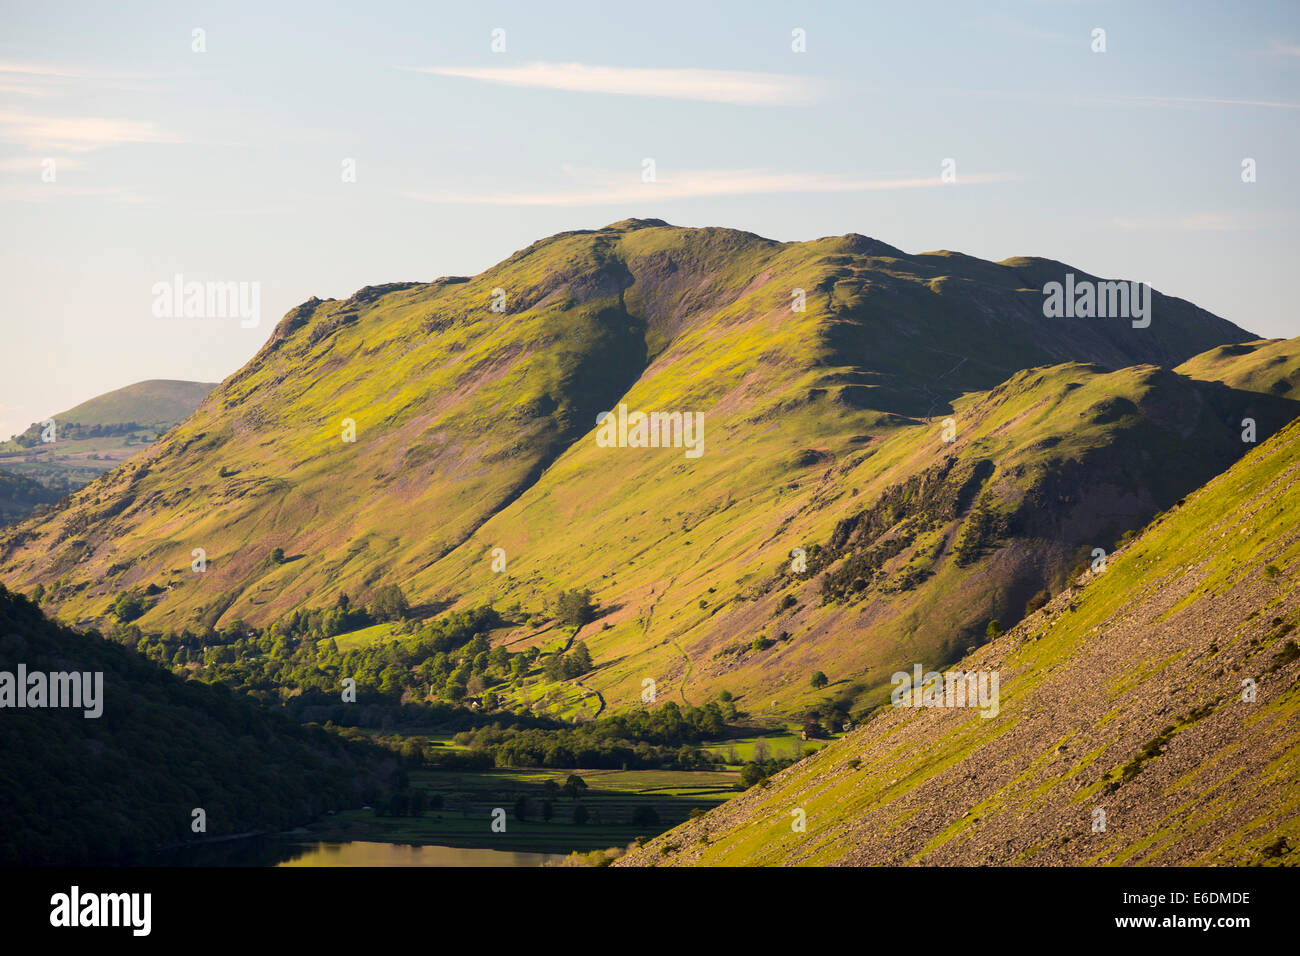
[{"x1": 1, "y1": 0, "x2": 1298, "y2": 439}]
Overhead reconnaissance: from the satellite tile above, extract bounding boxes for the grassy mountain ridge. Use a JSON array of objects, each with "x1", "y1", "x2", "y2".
[
  {"x1": 1175, "y1": 337, "x2": 1300, "y2": 402},
  {"x1": 615, "y1": 412, "x2": 1300, "y2": 866},
  {"x1": 0, "y1": 220, "x2": 1267, "y2": 716}
]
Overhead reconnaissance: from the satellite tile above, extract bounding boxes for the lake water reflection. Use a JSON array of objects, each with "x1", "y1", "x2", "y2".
[{"x1": 277, "y1": 840, "x2": 566, "y2": 867}]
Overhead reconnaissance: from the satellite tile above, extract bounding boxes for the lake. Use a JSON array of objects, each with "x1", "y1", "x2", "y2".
[{"x1": 278, "y1": 841, "x2": 566, "y2": 867}]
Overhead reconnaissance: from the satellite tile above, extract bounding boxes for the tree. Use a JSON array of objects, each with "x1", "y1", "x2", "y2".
[
  {"x1": 541, "y1": 799, "x2": 554, "y2": 823},
  {"x1": 514, "y1": 795, "x2": 528, "y2": 822},
  {"x1": 810, "y1": 670, "x2": 828, "y2": 689},
  {"x1": 567, "y1": 640, "x2": 593, "y2": 676},
  {"x1": 112, "y1": 592, "x2": 146, "y2": 623},
  {"x1": 562, "y1": 773, "x2": 588, "y2": 799},
  {"x1": 740, "y1": 763, "x2": 766, "y2": 787},
  {"x1": 270, "y1": 547, "x2": 285, "y2": 564},
  {"x1": 985, "y1": 619, "x2": 1004, "y2": 642},
  {"x1": 370, "y1": 584, "x2": 410, "y2": 622},
  {"x1": 631, "y1": 805, "x2": 659, "y2": 827},
  {"x1": 554, "y1": 589, "x2": 596, "y2": 628},
  {"x1": 544, "y1": 653, "x2": 567, "y2": 681},
  {"x1": 572, "y1": 805, "x2": 589, "y2": 826}
]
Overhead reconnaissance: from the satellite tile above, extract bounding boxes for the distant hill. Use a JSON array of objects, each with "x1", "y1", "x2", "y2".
[
  {"x1": 0, "y1": 583, "x2": 397, "y2": 864},
  {"x1": 1175, "y1": 337, "x2": 1300, "y2": 401},
  {"x1": 51, "y1": 378, "x2": 219, "y2": 430},
  {"x1": 0, "y1": 221, "x2": 1275, "y2": 715},
  {"x1": 0, "y1": 379, "x2": 216, "y2": 525},
  {"x1": 617, "y1": 413, "x2": 1300, "y2": 866}
]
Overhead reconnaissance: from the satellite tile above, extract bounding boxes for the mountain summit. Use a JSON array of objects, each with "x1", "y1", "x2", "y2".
[{"x1": 0, "y1": 221, "x2": 1279, "y2": 713}]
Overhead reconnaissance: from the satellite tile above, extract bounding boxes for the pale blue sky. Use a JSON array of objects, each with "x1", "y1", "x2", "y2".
[{"x1": 2, "y1": 0, "x2": 1297, "y2": 438}]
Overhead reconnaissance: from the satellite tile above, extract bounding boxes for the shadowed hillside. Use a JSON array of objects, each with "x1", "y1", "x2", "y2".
[{"x1": 0, "y1": 583, "x2": 397, "y2": 865}]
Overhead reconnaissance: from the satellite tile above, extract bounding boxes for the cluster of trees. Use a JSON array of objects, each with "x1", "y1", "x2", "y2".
[
  {"x1": 112, "y1": 591, "x2": 148, "y2": 623},
  {"x1": 739, "y1": 756, "x2": 800, "y2": 788},
  {"x1": 444, "y1": 701, "x2": 735, "y2": 770},
  {"x1": 543, "y1": 640, "x2": 592, "y2": 680},
  {"x1": 261, "y1": 586, "x2": 413, "y2": 640},
  {"x1": 11, "y1": 420, "x2": 143, "y2": 447},
  {"x1": 126, "y1": 601, "x2": 508, "y2": 707},
  {"x1": 801, "y1": 696, "x2": 853, "y2": 737},
  {"x1": 123, "y1": 597, "x2": 612, "y2": 723}
]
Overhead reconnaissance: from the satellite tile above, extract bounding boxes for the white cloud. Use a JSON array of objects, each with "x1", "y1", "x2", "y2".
[
  {"x1": 408, "y1": 166, "x2": 1016, "y2": 206},
  {"x1": 0, "y1": 108, "x2": 178, "y2": 151},
  {"x1": 0, "y1": 61, "x2": 176, "y2": 82},
  {"x1": 407, "y1": 61, "x2": 823, "y2": 105}
]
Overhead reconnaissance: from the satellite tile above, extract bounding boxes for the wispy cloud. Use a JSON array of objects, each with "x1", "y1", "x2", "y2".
[
  {"x1": 1260, "y1": 40, "x2": 1300, "y2": 56},
  {"x1": 0, "y1": 108, "x2": 178, "y2": 151},
  {"x1": 0, "y1": 61, "x2": 176, "y2": 84},
  {"x1": 409, "y1": 165, "x2": 1016, "y2": 206},
  {"x1": 1112, "y1": 94, "x2": 1300, "y2": 110},
  {"x1": 407, "y1": 62, "x2": 823, "y2": 105},
  {"x1": 0, "y1": 155, "x2": 83, "y2": 173}
]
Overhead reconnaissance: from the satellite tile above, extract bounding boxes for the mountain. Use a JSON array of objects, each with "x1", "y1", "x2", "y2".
[
  {"x1": 616, "y1": 411, "x2": 1300, "y2": 866},
  {"x1": 1175, "y1": 337, "x2": 1300, "y2": 401},
  {"x1": 0, "y1": 221, "x2": 1271, "y2": 717},
  {"x1": 0, "y1": 379, "x2": 218, "y2": 525},
  {"x1": 43, "y1": 379, "x2": 218, "y2": 431},
  {"x1": 0, "y1": 583, "x2": 397, "y2": 865}
]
